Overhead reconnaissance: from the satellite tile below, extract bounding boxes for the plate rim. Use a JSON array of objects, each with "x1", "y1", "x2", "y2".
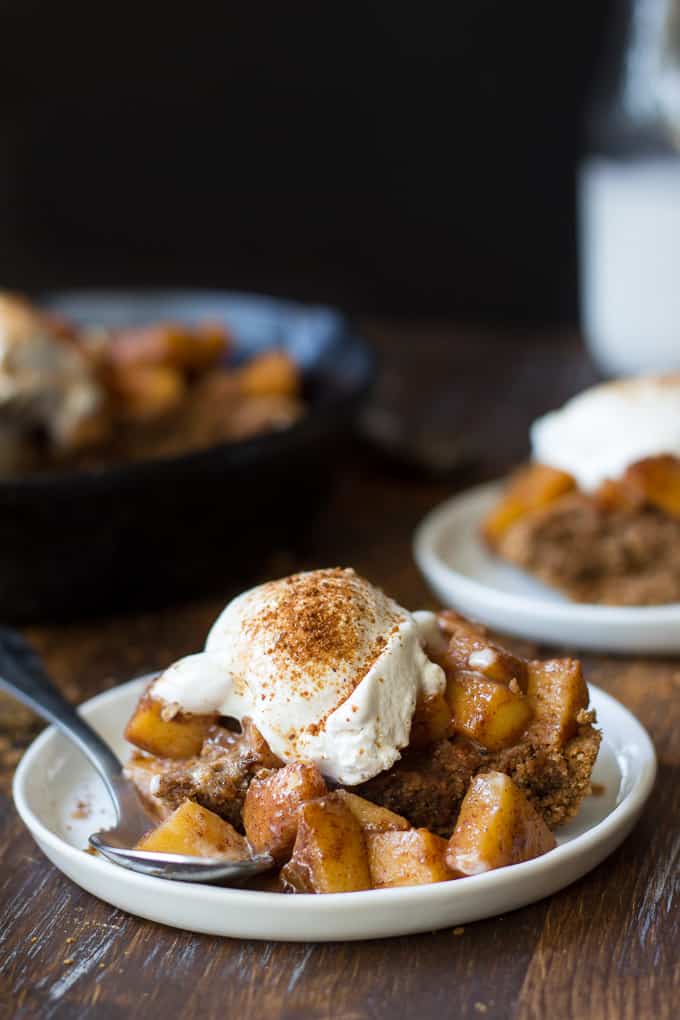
[
  {"x1": 414, "y1": 479, "x2": 680, "y2": 627},
  {"x1": 12, "y1": 675, "x2": 657, "y2": 923}
]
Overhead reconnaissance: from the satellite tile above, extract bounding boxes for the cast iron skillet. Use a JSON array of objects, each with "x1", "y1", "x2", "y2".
[{"x1": 0, "y1": 291, "x2": 375, "y2": 622}]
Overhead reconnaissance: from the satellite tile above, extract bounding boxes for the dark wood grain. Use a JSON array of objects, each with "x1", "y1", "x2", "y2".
[{"x1": 0, "y1": 324, "x2": 676, "y2": 1020}]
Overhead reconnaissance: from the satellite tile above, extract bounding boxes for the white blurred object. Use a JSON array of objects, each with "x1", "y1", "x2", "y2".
[
  {"x1": 580, "y1": 157, "x2": 680, "y2": 374},
  {"x1": 580, "y1": 0, "x2": 680, "y2": 375}
]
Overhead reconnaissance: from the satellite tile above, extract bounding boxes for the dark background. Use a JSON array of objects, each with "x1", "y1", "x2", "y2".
[{"x1": 0, "y1": 2, "x2": 611, "y2": 322}]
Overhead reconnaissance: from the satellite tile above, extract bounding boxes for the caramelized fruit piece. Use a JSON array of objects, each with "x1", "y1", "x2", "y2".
[
  {"x1": 409, "y1": 692, "x2": 453, "y2": 748},
  {"x1": 110, "y1": 323, "x2": 228, "y2": 374},
  {"x1": 446, "y1": 771, "x2": 556, "y2": 875},
  {"x1": 236, "y1": 350, "x2": 300, "y2": 398},
  {"x1": 242, "y1": 763, "x2": 327, "y2": 861},
  {"x1": 124, "y1": 694, "x2": 215, "y2": 759},
  {"x1": 109, "y1": 363, "x2": 186, "y2": 421},
  {"x1": 437, "y1": 613, "x2": 528, "y2": 690},
  {"x1": 136, "y1": 800, "x2": 249, "y2": 859},
  {"x1": 333, "y1": 791, "x2": 410, "y2": 833},
  {"x1": 280, "y1": 793, "x2": 371, "y2": 893},
  {"x1": 448, "y1": 671, "x2": 533, "y2": 750},
  {"x1": 593, "y1": 477, "x2": 644, "y2": 512},
  {"x1": 482, "y1": 462, "x2": 576, "y2": 546},
  {"x1": 184, "y1": 323, "x2": 230, "y2": 372},
  {"x1": 526, "y1": 658, "x2": 589, "y2": 744},
  {"x1": 367, "y1": 829, "x2": 453, "y2": 888},
  {"x1": 624, "y1": 455, "x2": 680, "y2": 519},
  {"x1": 238, "y1": 718, "x2": 282, "y2": 769}
]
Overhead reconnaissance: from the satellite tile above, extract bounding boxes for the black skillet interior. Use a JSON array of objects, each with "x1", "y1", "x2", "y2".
[{"x1": 0, "y1": 291, "x2": 375, "y2": 623}]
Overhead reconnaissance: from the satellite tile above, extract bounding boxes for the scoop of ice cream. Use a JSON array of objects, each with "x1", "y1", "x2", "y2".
[
  {"x1": 0, "y1": 291, "x2": 106, "y2": 449},
  {"x1": 531, "y1": 374, "x2": 680, "y2": 491},
  {"x1": 151, "y1": 568, "x2": 446, "y2": 784}
]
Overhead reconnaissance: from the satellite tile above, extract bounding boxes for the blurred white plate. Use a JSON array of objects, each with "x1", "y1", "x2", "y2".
[
  {"x1": 13, "y1": 676, "x2": 655, "y2": 941},
  {"x1": 414, "y1": 480, "x2": 680, "y2": 653}
]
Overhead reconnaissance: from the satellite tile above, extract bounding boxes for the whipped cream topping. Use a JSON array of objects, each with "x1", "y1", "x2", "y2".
[
  {"x1": 0, "y1": 292, "x2": 104, "y2": 447},
  {"x1": 531, "y1": 374, "x2": 680, "y2": 491},
  {"x1": 151, "y1": 568, "x2": 446, "y2": 785}
]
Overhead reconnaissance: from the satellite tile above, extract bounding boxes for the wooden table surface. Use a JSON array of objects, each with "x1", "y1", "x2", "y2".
[{"x1": 1, "y1": 324, "x2": 678, "y2": 1020}]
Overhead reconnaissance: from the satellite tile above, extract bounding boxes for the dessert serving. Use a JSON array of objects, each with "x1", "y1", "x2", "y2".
[
  {"x1": 122, "y1": 568, "x2": 601, "y2": 892},
  {"x1": 0, "y1": 291, "x2": 302, "y2": 476},
  {"x1": 483, "y1": 375, "x2": 680, "y2": 605}
]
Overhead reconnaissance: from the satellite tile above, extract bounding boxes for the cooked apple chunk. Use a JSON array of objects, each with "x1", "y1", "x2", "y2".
[
  {"x1": 367, "y1": 829, "x2": 453, "y2": 888},
  {"x1": 236, "y1": 350, "x2": 300, "y2": 399},
  {"x1": 242, "y1": 763, "x2": 327, "y2": 861},
  {"x1": 408, "y1": 692, "x2": 452, "y2": 748},
  {"x1": 124, "y1": 693, "x2": 215, "y2": 759},
  {"x1": 482, "y1": 462, "x2": 575, "y2": 546},
  {"x1": 280, "y1": 793, "x2": 371, "y2": 893},
  {"x1": 110, "y1": 363, "x2": 186, "y2": 422},
  {"x1": 446, "y1": 771, "x2": 556, "y2": 875},
  {"x1": 526, "y1": 658, "x2": 589, "y2": 745},
  {"x1": 136, "y1": 800, "x2": 249, "y2": 859},
  {"x1": 593, "y1": 476, "x2": 644, "y2": 513},
  {"x1": 334, "y1": 790, "x2": 410, "y2": 833},
  {"x1": 448, "y1": 671, "x2": 533, "y2": 751},
  {"x1": 437, "y1": 613, "x2": 528, "y2": 690},
  {"x1": 625, "y1": 454, "x2": 680, "y2": 519}
]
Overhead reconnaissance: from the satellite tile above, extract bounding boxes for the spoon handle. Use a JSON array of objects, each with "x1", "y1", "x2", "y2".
[{"x1": 0, "y1": 627, "x2": 124, "y2": 802}]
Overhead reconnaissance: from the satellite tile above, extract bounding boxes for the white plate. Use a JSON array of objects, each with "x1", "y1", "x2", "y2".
[
  {"x1": 414, "y1": 480, "x2": 680, "y2": 653},
  {"x1": 13, "y1": 676, "x2": 655, "y2": 942}
]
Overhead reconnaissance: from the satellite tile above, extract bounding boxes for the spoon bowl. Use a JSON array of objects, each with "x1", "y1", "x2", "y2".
[
  {"x1": 89, "y1": 841, "x2": 274, "y2": 882},
  {"x1": 0, "y1": 627, "x2": 274, "y2": 885}
]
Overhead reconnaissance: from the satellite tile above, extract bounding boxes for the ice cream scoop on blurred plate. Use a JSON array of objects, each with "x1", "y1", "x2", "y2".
[
  {"x1": 483, "y1": 374, "x2": 680, "y2": 606},
  {"x1": 415, "y1": 374, "x2": 680, "y2": 652}
]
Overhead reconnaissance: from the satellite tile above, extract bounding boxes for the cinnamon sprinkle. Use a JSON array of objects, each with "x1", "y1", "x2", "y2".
[
  {"x1": 240, "y1": 568, "x2": 406, "y2": 741},
  {"x1": 244, "y1": 569, "x2": 399, "y2": 684}
]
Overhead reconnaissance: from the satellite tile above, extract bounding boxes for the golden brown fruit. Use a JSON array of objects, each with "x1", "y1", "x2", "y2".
[
  {"x1": 236, "y1": 350, "x2": 300, "y2": 398},
  {"x1": 482, "y1": 462, "x2": 576, "y2": 546},
  {"x1": 367, "y1": 829, "x2": 453, "y2": 888},
  {"x1": 333, "y1": 791, "x2": 410, "y2": 833},
  {"x1": 437, "y1": 613, "x2": 528, "y2": 691},
  {"x1": 110, "y1": 325, "x2": 188, "y2": 370},
  {"x1": 526, "y1": 658, "x2": 589, "y2": 745},
  {"x1": 593, "y1": 477, "x2": 644, "y2": 512},
  {"x1": 136, "y1": 800, "x2": 249, "y2": 859},
  {"x1": 236, "y1": 718, "x2": 282, "y2": 770},
  {"x1": 109, "y1": 363, "x2": 186, "y2": 421},
  {"x1": 409, "y1": 692, "x2": 453, "y2": 748},
  {"x1": 446, "y1": 771, "x2": 556, "y2": 875},
  {"x1": 448, "y1": 671, "x2": 533, "y2": 750},
  {"x1": 184, "y1": 322, "x2": 230, "y2": 372},
  {"x1": 110, "y1": 323, "x2": 228, "y2": 374},
  {"x1": 280, "y1": 793, "x2": 371, "y2": 893},
  {"x1": 242, "y1": 763, "x2": 327, "y2": 861},
  {"x1": 124, "y1": 694, "x2": 215, "y2": 759},
  {"x1": 624, "y1": 455, "x2": 680, "y2": 519}
]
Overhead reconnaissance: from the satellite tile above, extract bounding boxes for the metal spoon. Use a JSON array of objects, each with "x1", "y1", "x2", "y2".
[{"x1": 0, "y1": 627, "x2": 273, "y2": 883}]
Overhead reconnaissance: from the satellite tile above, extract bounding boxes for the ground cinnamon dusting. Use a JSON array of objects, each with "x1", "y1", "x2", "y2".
[
  {"x1": 247, "y1": 569, "x2": 370, "y2": 671},
  {"x1": 243, "y1": 569, "x2": 400, "y2": 694},
  {"x1": 237, "y1": 568, "x2": 407, "y2": 747}
]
